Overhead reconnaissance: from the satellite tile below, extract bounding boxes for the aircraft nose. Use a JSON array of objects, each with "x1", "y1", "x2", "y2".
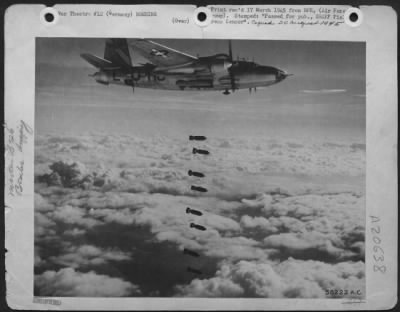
[
  {"x1": 275, "y1": 69, "x2": 292, "y2": 81},
  {"x1": 275, "y1": 69, "x2": 287, "y2": 81}
]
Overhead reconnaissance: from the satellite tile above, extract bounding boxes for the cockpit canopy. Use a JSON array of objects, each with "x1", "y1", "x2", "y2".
[
  {"x1": 209, "y1": 55, "x2": 262, "y2": 69},
  {"x1": 212, "y1": 53, "x2": 230, "y2": 60},
  {"x1": 232, "y1": 60, "x2": 261, "y2": 70}
]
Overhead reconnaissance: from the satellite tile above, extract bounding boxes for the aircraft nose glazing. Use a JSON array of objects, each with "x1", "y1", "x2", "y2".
[{"x1": 275, "y1": 69, "x2": 288, "y2": 81}]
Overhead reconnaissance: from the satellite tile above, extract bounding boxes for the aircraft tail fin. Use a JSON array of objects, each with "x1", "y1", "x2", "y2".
[
  {"x1": 81, "y1": 39, "x2": 132, "y2": 70},
  {"x1": 104, "y1": 39, "x2": 132, "y2": 68}
]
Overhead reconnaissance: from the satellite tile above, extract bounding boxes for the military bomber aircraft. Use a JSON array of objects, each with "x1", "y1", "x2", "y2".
[{"x1": 81, "y1": 39, "x2": 291, "y2": 95}]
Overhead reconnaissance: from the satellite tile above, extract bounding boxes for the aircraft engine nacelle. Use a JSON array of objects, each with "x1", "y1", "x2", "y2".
[
  {"x1": 93, "y1": 72, "x2": 110, "y2": 85},
  {"x1": 210, "y1": 60, "x2": 232, "y2": 74}
]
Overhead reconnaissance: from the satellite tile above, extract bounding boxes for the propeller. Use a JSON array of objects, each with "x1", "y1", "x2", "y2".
[
  {"x1": 125, "y1": 47, "x2": 134, "y2": 93},
  {"x1": 139, "y1": 63, "x2": 154, "y2": 81},
  {"x1": 227, "y1": 40, "x2": 237, "y2": 93},
  {"x1": 130, "y1": 68, "x2": 135, "y2": 93},
  {"x1": 130, "y1": 57, "x2": 135, "y2": 93},
  {"x1": 228, "y1": 40, "x2": 233, "y2": 61}
]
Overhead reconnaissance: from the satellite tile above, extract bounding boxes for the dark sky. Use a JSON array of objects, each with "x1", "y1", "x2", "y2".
[{"x1": 35, "y1": 38, "x2": 365, "y2": 140}]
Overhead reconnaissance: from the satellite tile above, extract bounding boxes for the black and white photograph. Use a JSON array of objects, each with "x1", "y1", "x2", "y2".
[{"x1": 33, "y1": 38, "x2": 366, "y2": 298}]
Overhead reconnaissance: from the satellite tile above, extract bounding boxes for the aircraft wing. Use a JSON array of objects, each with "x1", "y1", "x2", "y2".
[{"x1": 130, "y1": 39, "x2": 198, "y2": 67}]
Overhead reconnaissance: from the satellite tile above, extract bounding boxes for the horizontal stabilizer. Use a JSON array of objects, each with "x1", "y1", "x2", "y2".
[{"x1": 80, "y1": 53, "x2": 120, "y2": 70}]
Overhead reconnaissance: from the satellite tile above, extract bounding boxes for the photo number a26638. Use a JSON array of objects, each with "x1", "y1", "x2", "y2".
[{"x1": 370, "y1": 216, "x2": 386, "y2": 274}]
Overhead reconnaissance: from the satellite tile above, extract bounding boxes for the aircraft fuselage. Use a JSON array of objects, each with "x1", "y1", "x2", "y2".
[{"x1": 92, "y1": 58, "x2": 288, "y2": 91}]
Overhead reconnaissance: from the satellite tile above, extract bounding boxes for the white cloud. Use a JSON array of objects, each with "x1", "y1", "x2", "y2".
[
  {"x1": 52, "y1": 205, "x2": 101, "y2": 228},
  {"x1": 240, "y1": 215, "x2": 278, "y2": 234},
  {"x1": 176, "y1": 259, "x2": 364, "y2": 298},
  {"x1": 302, "y1": 89, "x2": 347, "y2": 94},
  {"x1": 241, "y1": 194, "x2": 273, "y2": 209},
  {"x1": 35, "y1": 212, "x2": 56, "y2": 238},
  {"x1": 50, "y1": 244, "x2": 131, "y2": 268},
  {"x1": 202, "y1": 213, "x2": 241, "y2": 232},
  {"x1": 63, "y1": 228, "x2": 86, "y2": 236},
  {"x1": 89, "y1": 207, "x2": 136, "y2": 225},
  {"x1": 175, "y1": 276, "x2": 244, "y2": 297},
  {"x1": 35, "y1": 193, "x2": 54, "y2": 212},
  {"x1": 263, "y1": 232, "x2": 355, "y2": 260},
  {"x1": 35, "y1": 268, "x2": 140, "y2": 297}
]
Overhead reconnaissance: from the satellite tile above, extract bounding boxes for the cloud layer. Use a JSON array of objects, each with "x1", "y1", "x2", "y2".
[
  {"x1": 34, "y1": 133, "x2": 365, "y2": 297},
  {"x1": 35, "y1": 268, "x2": 140, "y2": 297},
  {"x1": 302, "y1": 89, "x2": 347, "y2": 94},
  {"x1": 175, "y1": 259, "x2": 364, "y2": 298}
]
